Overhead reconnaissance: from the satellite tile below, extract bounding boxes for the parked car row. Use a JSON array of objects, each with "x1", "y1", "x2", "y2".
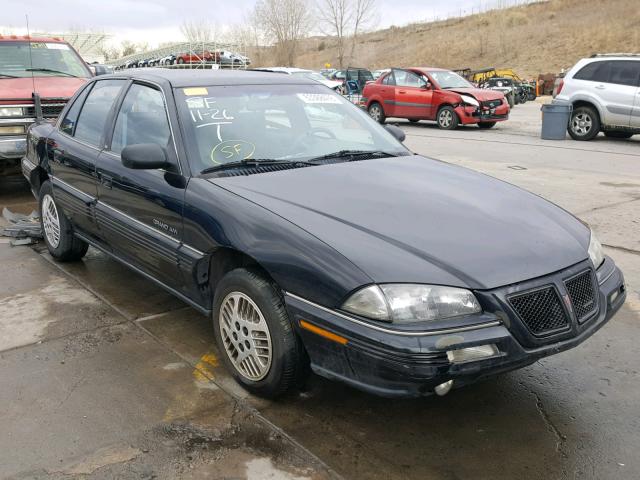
[{"x1": 115, "y1": 50, "x2": 251, "y2": 70}]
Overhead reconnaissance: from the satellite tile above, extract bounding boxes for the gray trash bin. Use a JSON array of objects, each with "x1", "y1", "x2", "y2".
[{"x1": 541, "y1": 103, "x2": 572, "y2": 140}]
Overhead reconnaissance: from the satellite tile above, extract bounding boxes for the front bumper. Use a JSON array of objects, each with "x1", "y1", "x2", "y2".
[
  {"x1": 0, "y1": 135, "x2": 27, "y2": 160},
  {"x1": 0, "y1": 135, "x2": 27, "y2": 176},
  {"x1": 456, "y1": 104, "x2": 510, "y2": 124},
  {"x1": 286, "y1": 257, "x2": 626, "y2": 397}
]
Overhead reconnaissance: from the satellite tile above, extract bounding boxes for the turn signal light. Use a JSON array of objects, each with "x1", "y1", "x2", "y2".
[
  {"x1": 447, "y1": 344, "x2": 500, "y2": 364},
  {"x1": 0, "y1": 126, "x2": 25, "y2": 134},
  {"x1": 299, "y1": 320, "x2": 348, "y2": 345}
]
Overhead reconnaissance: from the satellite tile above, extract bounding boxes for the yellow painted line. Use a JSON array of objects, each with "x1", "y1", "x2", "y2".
[{"x1": 192, "y1": 352, "x2": 219, "y2": 382}]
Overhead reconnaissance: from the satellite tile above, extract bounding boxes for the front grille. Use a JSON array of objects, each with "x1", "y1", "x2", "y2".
[
  {"x1": 24, "y1": 103, "x2": 67, "y2": 118},
  {"x1": 565, "y1": 270, "x2": 597, "y2": 322},
  {"x1": 508, "y1": 286, "x2": 569, "y2": 336},
  {"x1": 483, "y1": 99, "x2": 503, "y2": 109}
]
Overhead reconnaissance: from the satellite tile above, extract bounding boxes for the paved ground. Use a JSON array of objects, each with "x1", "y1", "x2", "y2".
[{"x1": 1, "y1": 101, "x2": 639, "y2": 479}]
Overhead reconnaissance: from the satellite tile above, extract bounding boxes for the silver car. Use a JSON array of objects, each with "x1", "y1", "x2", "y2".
[{"x1": 553, "y1": 54, "x2": 640, "y2": 140}]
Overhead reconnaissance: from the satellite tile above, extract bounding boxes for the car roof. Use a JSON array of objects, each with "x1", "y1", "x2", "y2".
[
  {"x1": 260, "y1": 67, "x2": 312, "y2": 74},
  {"x1": 103, "y1": 68, "x2": 318, "y2": 87},
  {"x1": 411, "y1": 67, "x2": 449, "y2": 72},
  {"x1": 0, "y1": 35, "x2": 68, "y2": 43}
]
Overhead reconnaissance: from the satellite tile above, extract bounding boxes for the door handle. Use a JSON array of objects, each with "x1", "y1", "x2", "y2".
[
  {"x1": 399, "y1": 90, "x2": 407, "y2": 94},
  {"x1": 595, "y1": 84, "x2": 606, "y2": 90},
  {"x1": 99, "y1": 173, "x2": 113, "y2": 189}
]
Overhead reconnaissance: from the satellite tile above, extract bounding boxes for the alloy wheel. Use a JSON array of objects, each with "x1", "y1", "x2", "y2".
[
  {"x1": 42, "y1": 194, "x2": 61, "y2": 248},
  {"x1": 369, "y1": 105, "x2": 381, "y2": 121},
  {"x1": 571, "y1": 112, "x2": 592, "y2": 136},
  {"x1": 219, "y1": 292, "x2": 272, "y2": 381},
  {"x1": 439, "y1": 109, "x2": 453, "y2": 128}
]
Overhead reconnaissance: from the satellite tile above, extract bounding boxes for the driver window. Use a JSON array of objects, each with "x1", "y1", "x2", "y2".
[
  {"x1": 393, "y1": 70, "x2": 425, "y2": 88},
  {"x1": 111, "y1": 83, "x2": 171, "y2": 155}
]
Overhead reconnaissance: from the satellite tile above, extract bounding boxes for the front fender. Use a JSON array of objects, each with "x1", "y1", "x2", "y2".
[{"x1": 183, "y1": 177, "x2": 373, "y2": 307}]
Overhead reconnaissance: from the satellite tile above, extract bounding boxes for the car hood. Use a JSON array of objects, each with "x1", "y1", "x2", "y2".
[
  {"x1": 0, "y1": 77, "x2": 87, "y2": 102},
  {"x1": 210, "y1": 156, "x2": 590, "y2": 290},
  {"x1": 447, "y1": 87, "x2": 505, "y2": 102}
]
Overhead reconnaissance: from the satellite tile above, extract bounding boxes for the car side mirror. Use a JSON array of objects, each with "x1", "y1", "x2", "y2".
[
  {"x1": 121, "y1": 143, "x2": 170, "y2": 170},
  {"x1": 421, "y1": 82, "x2": 431, "y2": 90},
  {"x1": 384, "y1": 124, "x2": 406, "y2": 143}
]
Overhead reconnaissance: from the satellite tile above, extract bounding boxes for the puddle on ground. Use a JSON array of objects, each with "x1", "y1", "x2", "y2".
[{"x1": 0, "y1": 276, "x2": 102, "y2": 351}]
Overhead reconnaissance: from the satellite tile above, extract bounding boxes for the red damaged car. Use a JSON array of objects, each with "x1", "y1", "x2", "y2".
[{"x1": 362, "y1": 67, "x2": 509, "y2": 129}]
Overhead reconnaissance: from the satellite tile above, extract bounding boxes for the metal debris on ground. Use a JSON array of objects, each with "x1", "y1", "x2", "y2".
[{"x1": 1, "y1": 208, "x2": 42, "y2": 245}]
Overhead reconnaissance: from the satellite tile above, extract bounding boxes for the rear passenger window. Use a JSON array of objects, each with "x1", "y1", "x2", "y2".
[
  {"x1": 74, "y1": 80, "x2": 125, "y2": 147},
  {"x1": 382, "y1": 73, "x2": 394, "y2": 85},
  {"x1": 60, "y1": 84, "x2": 92, "y2": 136},
  {"x1": 573, "y1": 61, "x2": 610, "y2": 83},
  {"x1": 609, "y1": 61, "x2": 640, "y2": 87},
  {"x1": 110, "y1": 83, "x2": 171, "y2": 155}
]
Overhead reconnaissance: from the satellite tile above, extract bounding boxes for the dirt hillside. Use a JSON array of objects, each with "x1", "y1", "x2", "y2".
[{"x1": 256, "y1": 0, "x2": 640, "y2": 78}]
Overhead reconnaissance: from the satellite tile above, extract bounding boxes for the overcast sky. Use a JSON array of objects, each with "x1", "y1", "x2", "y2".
[{"x1": 1, "y1": 0, "x2": 526, "y2": 47}]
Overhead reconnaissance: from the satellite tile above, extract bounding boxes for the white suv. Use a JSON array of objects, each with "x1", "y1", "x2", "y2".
[{"x1": 553, "y1": 54, "x2": 640, "y2": 140}]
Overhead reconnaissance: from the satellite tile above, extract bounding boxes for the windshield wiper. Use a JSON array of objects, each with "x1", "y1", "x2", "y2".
[
  {"x1": 25, "y1": 68, "x2": 78, "y2": 77},
  {"x1": 0, "y1": 73, "x2": 20, "y2": 78},
  {"x1": 306, "y1": 150, "x2": 399, "y2": 163},
  {"x1": 200, "y1": 159, "x2": 313, "y2": 175}
]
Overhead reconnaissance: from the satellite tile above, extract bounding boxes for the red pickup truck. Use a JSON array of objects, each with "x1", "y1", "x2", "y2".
[
  {"x1": 362, "y1": 67, "x2": 509, "y2": 129},
  {"x1": 0, "y1": 35, "x2": 90, "y2": 177}
]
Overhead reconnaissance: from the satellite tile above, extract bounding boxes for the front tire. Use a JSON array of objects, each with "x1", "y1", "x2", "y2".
[
  {"x1": 569, "y1": 105, "x2": 600, "y2": 141},
  {"x1": 437, "y1": 106, "x2": 459, "y2": 130},
  {"x1": 368, "y1": 102, "x2": 386, "y2": 124},
  {"x1": 212, "y1": 268, "x2": 307, "y2": 398},
  {"x1": 39, "y1": 181, "x2": 88, "y2": 262}
]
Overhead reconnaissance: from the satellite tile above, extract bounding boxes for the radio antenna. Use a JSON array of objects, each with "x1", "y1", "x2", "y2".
[
  {"x1": 26, "y1": 15, "x2": 36, "y2": 93},
  {"x1": 25, "y1": 14, "x2": 43, "y2": 122}
]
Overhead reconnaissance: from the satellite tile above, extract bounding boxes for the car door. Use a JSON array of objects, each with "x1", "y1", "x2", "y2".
[
  {"x1": 48, "y1": 79, "x2": 126, "y2": 240},
  {"x1": 378, "y1": 71, "x2": 397, "y2": 116},
  {"x1": 574, "y1": 60, "x2": 635, "y2": 127},
  {"x1": 391, "y1": 69, "x2": 433, "y2": 119},
  {"x1": 95, "y1": 80, "x2": 187, "y2": 291},
  {"x1": 603, "y1": 61, "x2": 640, "y2": 127}
]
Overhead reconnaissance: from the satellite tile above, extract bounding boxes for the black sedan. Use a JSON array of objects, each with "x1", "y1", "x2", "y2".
[{"x1": 22, "y1": 69, "x2": 626, "y2": 398}]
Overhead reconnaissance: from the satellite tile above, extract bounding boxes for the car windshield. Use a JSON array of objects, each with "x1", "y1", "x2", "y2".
[
  {"x1": 175, "y1": 84, "x2": 409, "y2": 174},
  {"x1": 0, "y1": 41, "x2": 90, "y2": 78},
  {"x1": 427, "y1": 70, "x2": 473, "y2": 89},
  {"x1": 294, "y1": 71, "x2": 329, "y2": 83}
]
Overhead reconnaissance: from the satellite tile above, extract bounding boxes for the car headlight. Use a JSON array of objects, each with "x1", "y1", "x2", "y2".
[
  {"x1": 588, "y1": 228, "x2": 604, "y2": 269},
  {"x1": 342, "y1": 284, "x2": 482, "y2": 324},
  {"x1": 0, "y1": 107, "x2": 25, "y2": 117},
  {"x1": 460, "y1": 95, "x2": 479, "y2": 107}
]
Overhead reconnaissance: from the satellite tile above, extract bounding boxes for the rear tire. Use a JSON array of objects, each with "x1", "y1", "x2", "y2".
[
  {"x1": 368, "y1": 102, "x2": 386, "y2": 124},
  {"x1": 604, "y1": 131, "x2": 633, "y2": 139},
  {"x1": 568, "y1": 105, "x2": 600, "y2": 141},
  {"x1": 212, "y1": 268, "x2": 307, "y2": 398},
  {"x1": 177, "y1": 58, "x2": 185, "y2": 65},
  {"x1": 478, "y1": 122, "x2": 497, "y2": 129},
  {"x1": 437, "y1": 106, "x2": 459, "y2": 130},
  {"x1": 39, "y1": 181, "x2": 88, "y2": 262}
]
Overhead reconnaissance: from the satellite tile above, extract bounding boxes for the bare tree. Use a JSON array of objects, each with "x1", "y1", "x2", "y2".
[
  {"x1": 350, "y1": 0, "x2": 377, "y2": 60},
  {"x1": 180, "y1": 19, "x2": 217, "y2": 44},
  {"x1": 316, "y1": 0, "x2": 352, "y2": 68},
  {"x1": 254, "y1": 0, "x2": 312, "y2": 66}
]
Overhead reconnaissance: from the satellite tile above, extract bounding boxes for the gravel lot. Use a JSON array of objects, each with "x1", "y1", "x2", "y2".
[{"x1": 1, "y1": 100, "x2": 638, "y2": 479}]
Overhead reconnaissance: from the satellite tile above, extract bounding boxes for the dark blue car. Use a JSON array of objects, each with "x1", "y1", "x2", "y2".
[{"x1": 23, "y1": 69, "x2": 626, "y2": 398}]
